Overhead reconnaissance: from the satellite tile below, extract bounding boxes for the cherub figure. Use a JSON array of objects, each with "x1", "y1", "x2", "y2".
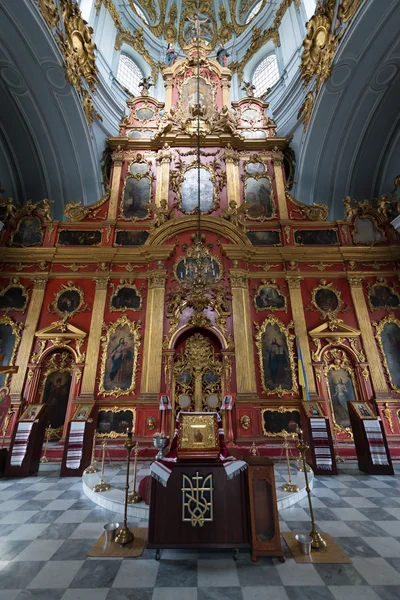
[
  {"x1": 149, "y1": 199, "x2": 174, "y2": 228},
  {"x1": 139, "y1": 76, "x2": 153, "y2": 96},
  {"x1": 221, "y1": 199, "x2": 247, "y2": 231},
  {"x1": 241, "y1": 81, "x2": 256, "y2": 97},
  {"x1": 343, "y1": 196, "x2": 357, "y2": 221},
  {"x1": 376, "y1": 194, "x2": 390, "y2": 220}
]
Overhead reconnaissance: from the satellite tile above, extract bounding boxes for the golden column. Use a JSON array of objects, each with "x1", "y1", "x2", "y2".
[
  {"x1": 229, "y1": 268, "x2": 258, "y2": 398},
  {"x1": 155, "y1": 144, "x2": 172, "y2": 207},
  {"x1": 10, "y1": 277, "x2": 47, "y2": 402},
  {"x1": 348, "y1": 275, "x2": 388, "y2": 394},
  {"x1": 221, "y1": 76, "x2": 231, "y2": 107},
  {"x1": 286, "y1": 276, "x2": 317, "y2": 395},
  {"x1": 272, "y1": 149, "x2": 288, "y2": 220},
  {"x1": 140, "y1": 268, "x2": 167, "y2": 398},
  {"x1": 108, "y1": 150, "x2": 124, "y2": 220},
  {"x1": 225, "y1": 144, "x2": 241, "y2": 206},
  {"x1": 164, "y1": 81, "x2": 173, "y2": 112},
  {"x1": 79, "y1": 277, "x2": 109, "y2": 402}
]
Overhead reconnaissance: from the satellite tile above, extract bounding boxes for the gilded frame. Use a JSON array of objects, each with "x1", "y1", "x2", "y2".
[
  {"x1": 241, "y1": 155, "x2": 276, "y2": 221},
  {"x1": 175, "y1": 161, "x2": 219, "y2": 215},
  {"x1": 127, "y1": 153, "x2": 152, "y2": 176},
  {"x1": 39, "y1": 352, "x2": 74, "y2": 412},
  {"x1": 352, "y1": 214, "x2": 386, "y2": 246},
  {"x1": 367, "y1": 277, "x2": 400, "y2": 311},
  {"x1": 0, "y1": 315, "x2": 23, "y2": 386},
  {"x1": 56, "y1": 229, "x2": 102, "y2": 247},
  {"x1": 49, "y1": 281, "x2": 87, "y2": 319},
  {"x1": 253, "y1": 280, "x2": 287, "y2": 313},
  {"x1": 302, "y1": 402, "x2": 324, "y2": 418},
  {"x1": 172, "y1": 253, "x2": 223, "y2": 284},
  {"x1": 109, "y1": 281, "x2": 143, "y2": 313},
  {"x1": 178, "y1": 412, "x2": 219, "y2": 451},
  {"x1": 177, "y1": 73, "x2": 216, "y2": 117},
  {"x1": 119, "y1": 174, "x2": 154, "y2": 221},
  {"x1": 375, "y1": 314, "x2": 400, "y2": 393},
  {"x1": 96, "y1": 406, "x2": 136, "y2": 438},
  {"x1": 350, "y1": 401, "x2": 375, "y2": 420},
  {"x1": 10, "y1": 215, "x2": 44, "y2": 247},
  {"x1": 323, "y1": 360, "x2": 356, "y2": 438},
  {"x1": 134, "y1": 103, "x2": 156, "y2": 123},
  {"x1": 254, "y1": 315, "x2": 298, "y2": 397},
  {"x1": 72, "y1": 403, "x2": 94, "y2": 421},
  {"x1": 0, "y1": 278, "x2": 29, "y2": 313},
  {"x1": 311, "y1": 279, "x2": 343, "y2": 320},
  {"x1": 261, "y1": 406, "x2": 301, "y2": 438},
  {"x1": 98, "y1": 315, "x2": 141, "y2": 397}
]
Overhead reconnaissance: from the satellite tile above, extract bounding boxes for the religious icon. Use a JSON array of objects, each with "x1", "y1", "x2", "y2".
[
  {"x1": 247, "y1": 230, "x2": 281, "y2": 246},
  {"x1": 42, "y1": 369, "x2": 72, "y2": 429},
  {"x1": 0, "y1": 386, "x2": 11, "y2": 431},
  {"x1": 0, "y1": 319, "x2": 19, "y2": 388},
  {"x1": 58, "y1": 230, "x2": 102, "y2": 246},
  {"x1": 377, "y1": 319, "x2": 400, "y2": 390},
  {"x1": 110, "y1": 284, "x2": 142, "y2": 312},
  {"x1": 52, "y1": 282, "x2": 85, "y2": 319},
  {"x1": 368, "y1": 281, "x2": 400, "y2": 310},
  {"x1": 181, "y1": 167, "x2": 215, "y2": 213},
  {"x1": 174, "y1": 256, "x2": 221, "y2": 283},
  {"x1": 73, "y1": 404, "x2": 92, "y2": 421},
  {"x1": 135, "y1": 107, "x2": 155, "y2": 121},
  {"x1": 11, "y1": 216, "x2": 43, "y2": 247},
  {"x1": 180, "y1": 77, "x2": 214, "y2": 112},
  {"x1": 220, "y1": 394, "x2": 235, "y2": 411},
  {"x1": 257, "y1": 321, "x2": 294, "y2": 394},
  {"x1": 114, "y1": 231, "x2": 149, "y2": 246},
  {"x1": 351, "y1": 402, "x2": 375, "y2": 419},
  {"x1": 254, "y1": 284, "x2": 286, "y2": 311},
  {"x1": 99, "y1": 317, "x2": 141, "y2": 397},
  {"x1": 327, "y1": 367, "x2": 356, "y2": 429},
  {"x1": 97, "y1": 408, "x2": 135, "y2": 437},
  {"x1": 121, "y1": 177, "x2": 151, "y2": 219},
  {"x1": 261, "y1": 408, "x2": 301, "y2": 437},
  {"x1": 353, "y1": 216, "x2": 384, "y2": 245},
  {"x1": 178, "y1": 412, "x2": 219, "y2": 459},
  {"x1": 303, "y1": 402, "x2": 323, "y2": 418},
  {"x1": 245, "y1": 177, "x2": 274, "y2": 219},
  {"x1": 0, "y1": 282, "x2": 29, "y2": 312},
  {"x1": 311, "y1": 280, "x2": 343, "y2": 320},
  {"x1": 20, "y1": 404, "x2": 45, "y2": 421},
  {"x1": 159, "y1": 394, "x2": 172, "y2": 410},
  {"x1": 294, "y1": 230, "x2": 338, "y2": 245},
  {"x1": 246, "y1": 161, "x2": 265, "y2": 174}
]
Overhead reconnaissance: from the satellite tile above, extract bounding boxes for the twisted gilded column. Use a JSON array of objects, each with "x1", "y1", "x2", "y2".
[
  {"x1": 140, "y1": 268, "x2": 167, "y2": 398},
  {"x1": 272, "y1": 150, "x2": 288, "y2": 220},
  {"x1": 348, "y1": 275, "x2": 388, "y2": 394},
  {"x1": 286, "y1": 276, "x2": 317, "y2": 395},
  {"x1": 10, "y1": 277, "x2": 48, "y2": 402},
  {"x1": 230, "y1": 269, "x2": 257, "y2": 397},
  {"x1": 108, "y1": 151, "x2": 124, "y2": 220},
  {"x1": 155, "y1": 144, "x2": 172, "y2": 207},
  {"x1": 225, "y1": 145, "x2": 241, "y2": 206},
  {"x1": 79, "y1": 277, "x2": 109, "y2": 401}
]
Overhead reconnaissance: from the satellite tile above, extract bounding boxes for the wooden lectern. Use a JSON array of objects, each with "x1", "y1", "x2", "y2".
[
  {"x1": 60, "y1": 403, "x2": 97, "y2": 476},
  {"x1": 5, "y1": 404, "x2": 47, "y2": 477}
]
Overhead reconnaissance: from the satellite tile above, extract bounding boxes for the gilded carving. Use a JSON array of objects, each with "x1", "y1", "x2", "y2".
[
  {"x1": 297, "y1": 91, "x2": 314, "y2": 129},
  {"x1": 98, "y1": 316, "x2": 141, "y2": 397},
  {"x1": 240, "y1": 414, "x2": 251, "y2": 430},
  {"x1": 374, "y1": 314, "x2": 400, "y2": 393},
  {"x1": 300, "y1": 3, "x2": 337, "y2": 90},
  {"x1": 255, "y1": 316, "x2": 298, "y2": 397},
  {"x1": 311, "y1": 279, "x2": 344, "y2": 320},
  {"x1": 0, "y1": 316, "x2": 23, "y2": 386},
  {"x1": 261, "y1": 406, "x2": 301, "y2": 438},
  {"x1": 337, "y1": 0, "x2": 363, "y2": 23},
  {"x1": 286, "y1": 191, "x2": 329, "y2": 221},
  {"x1": 253, "y1": 280, "x2": 287, "y2": 312},
  {"x1": 109, "y1": 280, "x2": 143, "y2": 312},
  {"x1": 382, "y1": 402, "x2": 394, "y2": 434},
  {"x1": 367, "y1": 277, "x2": 400, "y2": 311},
  {"x1": 64, "y1": 189, "x2": 110, "y2": 222},
  {"x1": 0, "y1": 279, "x2": 29, "y2": 313},
  {"x1": 96, "y1": 406, "x2": 136, "y2": 438},
  {"x1": 221, "y1": 201, "x2": 247, "y2": 232},
  {"x1": 49, "y1": 281, "x2": 88, "y2": 320}
]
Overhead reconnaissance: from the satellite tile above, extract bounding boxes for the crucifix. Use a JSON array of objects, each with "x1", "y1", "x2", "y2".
[{"x1": 186, "y1": 14, "x2": 209, "y2": 40}]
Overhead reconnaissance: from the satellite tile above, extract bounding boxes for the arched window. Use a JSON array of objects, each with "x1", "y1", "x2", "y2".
[
  {"x1": 252, "y1": 54, "x2": 280, "y2": 97},
  {"x1": 246, "y1": 1, "x2": 263, "y2": 24},
  {"x1": 117, "y1": 55, "x2": 143, "y2": 96}
]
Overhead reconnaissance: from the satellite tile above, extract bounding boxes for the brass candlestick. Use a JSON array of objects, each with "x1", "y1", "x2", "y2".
[
  {"x1": 333, "y1": 427, "x2": 345, "y2": 463},
  {"x1": 84, "y1": 433, "x2": 99, "y2": 474},
  {"x1": 127, "y1": 441, "x2": 142, "y2": 504},
  {"x1": 93, "y1": 441, "x2": 112, "y2": 493},
  {"x1": 281, "y1": 435, "x2": 300, "y2": 493},
  {"x1": 1, "y1": 408, "x2": 13, "y2": 448},
  {"x1": 296, "y1": 427, "x2": 326, "y2": 550},
  {"x1": 40, "y1": 425, "x2": 51, "y2": 463},
  {"x1": 115, "y1": 432, "x2": 134, "y2": 545}
]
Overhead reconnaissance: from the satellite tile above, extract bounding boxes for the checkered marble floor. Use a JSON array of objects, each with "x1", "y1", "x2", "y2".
[{"x1": 0, "y1": 464, "x2": 400, "y2": 599}]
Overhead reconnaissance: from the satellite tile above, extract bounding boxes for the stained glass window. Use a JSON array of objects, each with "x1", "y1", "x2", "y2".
[
  {"x1": 252, "y1": 54, "x2": 279, "y2": 97},
  {"x1": 117, "y1": 55, "x2": 143, "y2": 96}
]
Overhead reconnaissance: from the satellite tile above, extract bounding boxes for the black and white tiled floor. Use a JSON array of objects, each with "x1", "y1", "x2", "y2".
[{"x1": 0, "y1": 464, "x2": 400, "y2": 599}]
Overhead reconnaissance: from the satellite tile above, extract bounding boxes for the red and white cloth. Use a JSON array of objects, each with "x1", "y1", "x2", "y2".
[
  {"x1": 66, "y1": 422, "x2": 85, "y2": 469},
  {"x1": 10, "y1": 422, "x2": 33, "y2": 466},
  {"x1": 364, "y1": 420, "x2": 389, "y2": 466},
  {"x1": 310, "y1": 418, "x2": 333, "y2": 471},
  {"x1": 150, "y1": 413, "x2": 247, "y2": 487}
]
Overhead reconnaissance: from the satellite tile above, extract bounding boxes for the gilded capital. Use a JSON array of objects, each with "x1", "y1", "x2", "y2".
[
  {"x1": 147, "y1": 270, "x2": 167, "y2": 288},
  {"x1": 348, "y1": 275, "x2": 364, "y2": 288},
  {"x1": 224, "y1": 143, "x2": 240, "y2": 165},
  {"x1": 229, "y1": 269, "x2": 249, "y2": 288},
  {"x1": 157, "y1": 143, "x2": 172, "y2": 164},
  {"x1": 93, "y1": 277, "x2": 109, "y2": 290},
  {"x1": 286, "y1": 276, "x2": 303, "y2": 289},
  {"x1": 32, "y1": 277, "x2": 48, "y2": 290},
  {"x1": 271, "y1": 149, "x2": 284, "y2": 165}
]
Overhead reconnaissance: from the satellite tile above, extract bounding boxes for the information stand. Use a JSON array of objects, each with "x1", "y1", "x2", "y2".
[
  {"x1": 301, "y1": 403, "x2": 337, "y2": 475},
  {"x1": 5, "y1": 404, "x2": 47, "y2": 477},
  {"x1": 348, "y1": 401, "x2": 394, "y2": 475},
  {"x1": 60, "y1": 403, "x2": 97, "y2": 476}
]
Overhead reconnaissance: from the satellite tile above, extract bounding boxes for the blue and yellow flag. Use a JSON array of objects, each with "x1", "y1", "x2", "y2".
[{"x1": 297, "y1": 338, "x2": 310, "y2": 401}]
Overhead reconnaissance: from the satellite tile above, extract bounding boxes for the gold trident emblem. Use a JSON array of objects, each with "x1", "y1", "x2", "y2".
[{"x1": 182, "y1": 471, "x2": 214, "y2": 527}]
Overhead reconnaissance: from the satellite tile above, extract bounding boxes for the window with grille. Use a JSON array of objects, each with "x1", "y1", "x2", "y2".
[
  {"x1": 117, "y1": 55, "x2": 143, "y2": 96},
  {"x1": 252, "y1": 54, "x2": 280, "y2": 97}
]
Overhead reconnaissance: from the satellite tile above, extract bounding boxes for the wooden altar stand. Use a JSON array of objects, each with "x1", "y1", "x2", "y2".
[
  {"x1": 60, "y1": 403, "x2": 97, "y2": 476},
  {"x1": 4, "y1": 404, "x2": 47, "y2": 477},
  {"x1": 301, "y1": 404, "x2": 337, "y2": 476}
]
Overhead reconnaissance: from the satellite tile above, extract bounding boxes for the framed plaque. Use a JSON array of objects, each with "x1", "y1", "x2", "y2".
[{"x1": 177, "y1": 412, "x2": 219, "y2": 460}]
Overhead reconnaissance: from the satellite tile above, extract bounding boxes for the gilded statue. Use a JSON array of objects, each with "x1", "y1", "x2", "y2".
[
  {"x1": 212, "y1": 106, "x2": 239, "y2": 136},
  {"x1": 149, "y1": 199, "x2": 174, "y2": 228},
  {"x1": 221, "y1": 200, "x2": 247, "y2": 231},
  {"x1": 383, "y1": 403, "x2": 394, "y2": 434},
  {"x1": 240, "y1": 415, "x2": 251, "y2": 430},
  {"x1": 0, "y1": 197, "x2": 16, "y2": 220},
  {"x1": 375, "y1": 194, "x2": 390, "y2": 221},
  {"x1": 343, "y1": 196, "x2": 357, "y2": 221},
  {"x1": 186, "y1": 14, "x2": 209, "y2": 40},
  {"x1": 241, "y1": 81, "x2": 256, "y2": 98}
]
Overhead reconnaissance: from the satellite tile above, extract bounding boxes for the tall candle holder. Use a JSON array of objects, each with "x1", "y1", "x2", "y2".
[
  {"x1": 93, "y1": 441, "x2": 112, "y2": 492},
  {"x1": 115, "y1": 431, "x2": 134, "y2": 545},
  {"x1": 296, "y1": 426, "x2": 327, "y2": 550},
  {"x1": 84, "y1": 433, "x2": 99, "y2": 474},
  {"x1": 281, "y1": 435, "x2": 300, "y2": 493},
  {"x1": 40, "y1": 425, "x2": 51, "y2": 463},
  {"x1": 333, "y1": 427, "x2": 345, "y2": 463},
  {"x1": 128, "y1": 441, "x2": 142, "y2": 504}
]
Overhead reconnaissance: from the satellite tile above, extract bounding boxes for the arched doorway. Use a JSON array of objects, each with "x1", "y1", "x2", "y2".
[
  {"x1": 39, "y1": 351, "x2": 74, "y2": 437},
  {"x1": 173, "y1": 330, "x2": 223, "y2": 415}
]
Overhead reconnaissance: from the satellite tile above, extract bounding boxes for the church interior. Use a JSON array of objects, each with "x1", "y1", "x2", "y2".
[{"x1": 1, "y1": 0, "x2": 400, "y2": 598}]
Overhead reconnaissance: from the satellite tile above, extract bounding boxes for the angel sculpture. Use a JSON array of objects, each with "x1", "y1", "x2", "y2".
[
  {"x1": 139, "y1": 76, "x2": 153, "y2": 96},
  {"x1": 342, "y1": 196, "x2": 357, "y2": 221},
  {"x1": 241, "y1": 81, "x2": 256, "y2": 98},
  {"x1": 222, "y1": 200, "x2": 248, "y2": 231},
  {"x1": 149, "y1": 199, "x2": 174, "y2": 228}
]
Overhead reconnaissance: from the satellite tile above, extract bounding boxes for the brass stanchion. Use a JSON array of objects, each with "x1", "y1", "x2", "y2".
[
  {"x1": 281, "y1": 435, "x2": 300, "y2": 493},
  {"x1": 296, "y1": 427, "x2": 326, "y2": 550},
  {"x1": 127, "y1": 441, "x2": 142, "y2": 504},
  {"x1": 333, "y1": 427, "x2": 345, "y2": 463},
  {"x1": 84, "y1": 433, "x2": 99, "y2": 474},
  {"x1": 1, "y1": 408, "x2": 13, "y2": 448},
  {"x1": 93, "y1": 441, "x2": 112, "y2": 492},
  {"x1": 115, "y1": 431, "x2": 134, "y2": 545},
  {"x1": 40, "y1": 425, "x2": 51, "y2": 463}
]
